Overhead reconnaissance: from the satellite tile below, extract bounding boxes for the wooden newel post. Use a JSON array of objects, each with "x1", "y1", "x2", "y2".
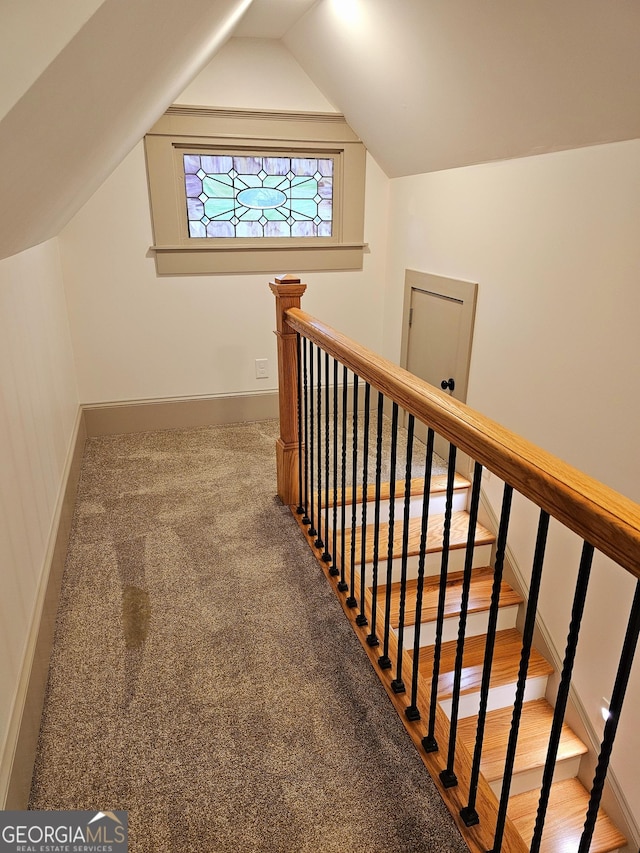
[{"x1": 270, "y1": 274, "x2": 307, "y2": 506}]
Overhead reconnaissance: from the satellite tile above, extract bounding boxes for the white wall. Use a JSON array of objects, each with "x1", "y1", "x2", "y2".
[
  {"x1": 0, "y1": 239, "x2": 79, "y2": 800},
  {"x1": 384, "y1": 138, "x2": 640, "y2": 821},
  {"x1": 61, "y1": 38, "x2": 389, "y2": 404},
  {"x1": 175, "y1": 37, "x2": 336, "y2": 111}
]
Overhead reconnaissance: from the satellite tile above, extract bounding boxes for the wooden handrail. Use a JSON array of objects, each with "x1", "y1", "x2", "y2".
[{"x1": 284, "y1": 306, "x2": 640, "y2": 581}]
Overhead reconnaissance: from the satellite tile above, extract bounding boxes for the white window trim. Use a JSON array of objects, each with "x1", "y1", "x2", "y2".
[{"x1": 145, "y1": 106, "x2": 367, "y2": 275}]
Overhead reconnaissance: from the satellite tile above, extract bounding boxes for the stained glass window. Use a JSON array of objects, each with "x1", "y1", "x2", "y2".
[
  {"x1": 145, "y1": 107, "x2": 366, "y2": 273},
  {"x1": 183, "y1": 154, "x2": 334, "y2": 239}
]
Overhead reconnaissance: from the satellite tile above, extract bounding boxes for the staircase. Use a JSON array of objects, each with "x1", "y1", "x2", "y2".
[
  {"x1": 271, "y1": 281, "x2": 639, "y2": 853},
  {"x1": 330, "y1": 470, "x2": 628, "y2": 853}
]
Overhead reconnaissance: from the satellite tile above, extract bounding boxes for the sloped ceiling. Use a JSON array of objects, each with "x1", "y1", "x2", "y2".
[
  {"x1": 0, "y1": 0, "x2": 107, "y2": 119},
  {"x1": 284, "y1": 0, "x2": 640, "y2": 177},
  {"x1": 0, "y1": 0, "x2": 253, "y2": 261}
]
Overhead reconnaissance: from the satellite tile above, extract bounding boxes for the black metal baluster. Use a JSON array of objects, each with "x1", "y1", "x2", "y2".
[
  {"x1": 356, "y1": 382, "x2": 371, "y2": 627},
  {"x1": 367, "y1": 392, "x2": 384, "y2": 649},
  {"x1": 346, "y1": 374, "x2": 359, "y2": 609},
  {"x1": 307, "y1": 341, "x2": 316, "y2": 538},
  {"x1": 441, "y1": 461, "x2": 483, "y2": 789},
  {"x1": 489, "y1": 510, "x2": 550, "y2": 853},
  {"x1": 295, "y1": 333, "x2": 304, "y2": 516},
  {"x1": 392, "y1": 413, "x2": 415, "y2": 695},
  {"x1": 322, "y1": 350, "x2": 331, "y2": 563},
  {"x1": 379, "y1": 402, "x2": 400, "y2": 671},
  {"x1": 530, "y1": 540, "x2": 594, "y2": 851},
  {"x1": 301, "y1": 337, "x2": 310, "y2": 526},
  {"x1": 406, "y1": 427, "x2": 435, "y2": 722},
  {"x1": 338, "y1": 366, "x2": 349, "y2": 593},
  {"x1": 329, "y1": 358, "x2": 340, "y2": 577},
  {"x1": 423, "y1": 442, "x2": 458, "y2": 753},
  {"x1": 315, "y1": 345, "x2": 324, "y2": 550},
  {"x1": 578, "y1": 579, "x2": 640, "y2": 853},
  {"x1": 461, "y1": 483, "x2": 514, "y2": 827}
]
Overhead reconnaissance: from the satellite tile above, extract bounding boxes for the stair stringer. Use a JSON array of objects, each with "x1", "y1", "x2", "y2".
[{"x1": 476, "y1": 486, "x2": 640, "y2": 852}]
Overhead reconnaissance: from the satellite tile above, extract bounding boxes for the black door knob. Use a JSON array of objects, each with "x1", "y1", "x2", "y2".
[{"x1": 441, "y1": 378, "x2": 455, "y2": 392}]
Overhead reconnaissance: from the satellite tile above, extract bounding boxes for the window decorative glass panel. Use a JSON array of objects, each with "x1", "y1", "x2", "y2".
[{"x1": 183, "y1": 155, "x2": 334, "y2": 239}]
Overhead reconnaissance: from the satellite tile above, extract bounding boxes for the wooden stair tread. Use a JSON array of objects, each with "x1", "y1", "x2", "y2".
[
  {"x1": 457, "y1": 698, "x2": 587, "y2": 782},
  {"x1": 379, "y1": 565, "x2": 523, "y2": 629},
  {"x1": 340, "y1": 510, "x2": 495, "y2": 566},
  {"x1": 414, "y1": 628, "x2": 553, "y2": 698},
  {"x1": 508, "y1": 778, "x2": 627, "y2": 852},
  {"x1": 325, "y1": 472, "x2": 470, "y2": 508}
]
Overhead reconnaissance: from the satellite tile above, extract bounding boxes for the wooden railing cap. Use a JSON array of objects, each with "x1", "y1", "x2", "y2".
[
  {"x1": 269, "y1": 275, "x2": 307, "y2": 302},
  {"x1": 273, "y1": 273, "x2": 302, "y2": 284}
]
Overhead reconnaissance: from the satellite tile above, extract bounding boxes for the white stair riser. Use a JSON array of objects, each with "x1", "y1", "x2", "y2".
[
  {"x1": 490, "y1": 754, "x2": 582, "y2": 798},
  {"x1": 398, "y1": 604, "x2": 520, "y2": 649},
  {"x1": 358, "y1": 544, "x2": 494, "y2": 584},
  {"x1": 439, "y1": 673, "x2": 549, "y2": 720},
  {"x1": 326, "y1": 488, "x2": 468, "y2": 528}
]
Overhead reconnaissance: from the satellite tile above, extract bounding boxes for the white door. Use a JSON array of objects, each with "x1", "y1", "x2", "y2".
[{"x1": 401, "y1": 270, "x2": 477, "y2": 457}]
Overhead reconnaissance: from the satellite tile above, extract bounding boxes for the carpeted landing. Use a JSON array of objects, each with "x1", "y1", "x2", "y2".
[{"x1": 30, "y1": 420, "x2": 467, "y2": 853}]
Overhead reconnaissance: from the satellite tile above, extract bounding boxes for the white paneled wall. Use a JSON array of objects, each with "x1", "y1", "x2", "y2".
[{"x1": 0, "y1": 239, "x2": 79, "y2": 799}]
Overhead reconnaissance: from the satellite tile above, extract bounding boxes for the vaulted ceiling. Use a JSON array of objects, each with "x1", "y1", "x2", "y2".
[
  {"x1": 0, "y1": 0, "x2": 253, "y2": 261},
  {"x1": 2, "y1": 0, "x2": 640, "y2": 261},
  {"x1": 284, "y1": 0, "x2": 640, "y2": 177}
]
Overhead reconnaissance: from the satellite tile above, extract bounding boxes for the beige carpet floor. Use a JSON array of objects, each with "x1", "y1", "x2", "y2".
[{"x1": 30, "y1": 420, "x2": 466, "y2": 853}]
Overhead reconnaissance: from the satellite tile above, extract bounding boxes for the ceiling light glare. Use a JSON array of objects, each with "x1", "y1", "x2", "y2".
[{"x1": 330, "y1": 0, "x2": 363, "y2": 28}]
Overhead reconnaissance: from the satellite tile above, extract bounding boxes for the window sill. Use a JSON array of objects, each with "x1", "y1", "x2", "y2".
[{"x1": 149, "y1": 242, "x2": 368, "y2": 275}]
